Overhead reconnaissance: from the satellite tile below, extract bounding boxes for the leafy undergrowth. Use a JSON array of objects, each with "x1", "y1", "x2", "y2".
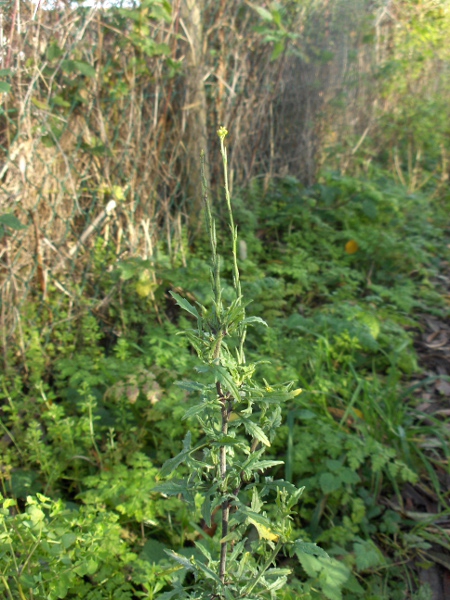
[{"x1": 1, "y1": 171, "x2": 449, "y2": 599}]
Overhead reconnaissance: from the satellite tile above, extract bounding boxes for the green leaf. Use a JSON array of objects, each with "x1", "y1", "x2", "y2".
[
  {"x1": 271, "y1": 41, "x2": 285, "y2": 60},
  {"x1": 319, "y1": 472, "x2": 341, "y2": 494},
  {"x1": 55, "y1": 572, "x2": 70, "y2": 598},
  {"x1": 152, "y1": 479, "x2": 190, "y2": 496},
  {"x1": 251, "y1": 459, "x2": 284, "y2": 471},
  {"x1": 240, "y1": 510, "x2": 271, "y2": 530},
  {"x1": 61, "y1": 532, "x2": 77, "y2": 549},
  {"x1": 81, "y1": 143, "x2": 111, "y2": 157},
  {"x1": 195, "y1": 559, "x2": 222, "y2": 584},
  {"x1": 213, "y1": 365, "x2": 241, "y2": 401},
  {"x1": 253, "y1": 388, "x2": 302, "y2": 404},
  {"x1": 362, "y1": 199, "x2": 378, "y2": 220},
  {"x1": 159, "y1": 432, "x2": 197, "y2": 477},
  {"x1": 251, "y1": 486, "x2": 263, "y2": 513},
  {"x1": 27, "y1": 505, "x2": 45, "y2": 527},
  {"x1": 157, "y1": 592, "x2": 182, "y2": 600},
  {"x1": 31, "y1": 98, "x2": 50, "y2": 110},
  {"x1": 240, "y1": 450, "x2": 283, "y2": 478},
  {"x1": 170, "y1": 291, "x2": 200, "y2": 319},
  {"x1": 354, "y1": 540, "x2": 385, "y2": 571},
  {"x1": 165, "y1": 550, "x2": 195, "y2": 571},
  {"x1": 266, "y1": 568, "x2": 292, "y2": 578},
  {"x1": 294, "y1": 540, "x2": 329, "y2": 559},
  {"x1": 262, "y1": 479, "x2": 299, "y2": 494},
  {"x1": 176, "y1": 380, "x2": 205, "y2": 392},
  {"x1": 2, "y1": 498, "x2": 16, "y2": 509},
  {"x1": 242, "y1": 316, "x2": 268, "y2": 327},
  {"x1": 212, "y1": 435, "x2": 241, "y2": 446},
  {"x1": 298, "y1": 554, "x2": 350, "y2": 600},
  {"x1": 0, "y1": 69, "x2": 13, "y2": 77},
  {"x1": 0, "y1": 82, "x2": 11, "y2": 93},
  {"x1": 195, "y1": 540, "x2": 213, "y2": 563},
  {"x1": 61, "y1": 60, "x2": 76, "y2": 73},
  {"x1": 74, "y1": 558, "x2": 98, "y2": 577},
  {"x1": 46, "y1": 43, "x2": 63, "y2": 61},
  {"x1": 159, "y1": 453, "x2": 188, "y2": 478},
  {"x1": 52, "y1": 95, "x2": 71, "y2": 108},
  {"x1": 242, "y1": 418, "x2": 271, "y2": 447},
  {"x1": 19, "y1": 574, "x2": 36, "y2": 589},
  {"x1": 85, "y1": 559, "x2": 98, "y2": 575},
  {"x1": 286, "y1": 485, "x2": 305, "y2": 510},
  {"x1": 255, "y1": 6, "x2": 274, "y2": 21},
  {"x1": 182, "y1": 403, "x2": 206, "y2": 420},
  {"x1": 153, "y1": 42, "x2": 171, "y2": 55},
  {"x1": 73, "y1": 60, "x2": 96, "y2": 78},
  {"x1": 140, "y1": 539, "x2": 169, "y2": 564}
]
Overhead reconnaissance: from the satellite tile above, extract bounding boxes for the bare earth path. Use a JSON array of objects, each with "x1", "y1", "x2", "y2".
[{"x1": 405, "y1": 270, "x2": 450, "y2": 599}]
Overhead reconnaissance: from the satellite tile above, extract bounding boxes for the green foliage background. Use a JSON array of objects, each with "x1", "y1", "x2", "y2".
[{"x1": 2, "y1": 166, "x2": 449, "y2": 598}]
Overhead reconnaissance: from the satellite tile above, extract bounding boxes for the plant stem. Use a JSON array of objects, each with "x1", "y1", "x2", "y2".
[
  {"x1": 219, "y1": 382, "x2": 229, "y2": 584},
  {"x1": 244, "y1": 540, "x2": 283, "y2": 596},
  {"x1": 218, "y1": 131, "x2": 247, "y2": 362},
  {"x1": 206, "y1": 130, "x2": 245, "y2": 587},
  {"x1": 1, "y1": 576, "x2": 15, "y2": 600},
  {"x1": 218, "y1": 135, "x2": 241, "y2": 302}
]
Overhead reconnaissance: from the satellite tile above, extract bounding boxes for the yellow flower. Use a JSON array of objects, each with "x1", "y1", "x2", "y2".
[
  {"x1": 217, "y1": 126, "x2": 228, "y2": 140},
  {"x1": 345, "y1": 240, "x2": 359, "y2": 254}
]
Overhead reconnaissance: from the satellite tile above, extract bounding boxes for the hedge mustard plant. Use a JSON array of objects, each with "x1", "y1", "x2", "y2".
[{"x1": 155, "y1": 128, "x2": 327, "y2": 599}]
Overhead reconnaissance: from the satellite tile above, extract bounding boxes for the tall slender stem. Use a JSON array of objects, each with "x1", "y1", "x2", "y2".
[
  {"x1": 218, "y1": 135, "x2": 241, "y2": 302},
  {"x1": 219, "y1": 381, "x2": 229, "y2": 584},
  {"x1": 217, "y1": 127, "x2": 247, "y2": 363}
]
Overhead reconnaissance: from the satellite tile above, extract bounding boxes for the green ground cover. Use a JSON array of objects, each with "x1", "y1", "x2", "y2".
[{"x1": 1, "y1": 168, "x2": 449, "y2": 599}]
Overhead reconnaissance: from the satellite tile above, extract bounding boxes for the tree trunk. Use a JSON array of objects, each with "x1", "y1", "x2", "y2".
[{"x1": 182, "y1": 0, "x2": 210, "y2": 227}]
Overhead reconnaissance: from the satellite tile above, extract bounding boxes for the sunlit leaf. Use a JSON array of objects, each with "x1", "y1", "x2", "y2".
[
  {"x1": 31, "y1": 98, "x2": 50, "y2": 110},
  {"x1": 254, "y1": 6, "x2": 274, "y2": 21}
]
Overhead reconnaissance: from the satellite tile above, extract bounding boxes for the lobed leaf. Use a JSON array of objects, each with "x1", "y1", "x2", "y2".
[
  {"x1": 294, "y1": 540, "x2": 329, "y2": 559},
  {"x1": 242, "y1": 418, "x2": 271, "y2": 447},
  {"x1": 170, "y1": 291, "x2": 200, "y2": 319}
]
